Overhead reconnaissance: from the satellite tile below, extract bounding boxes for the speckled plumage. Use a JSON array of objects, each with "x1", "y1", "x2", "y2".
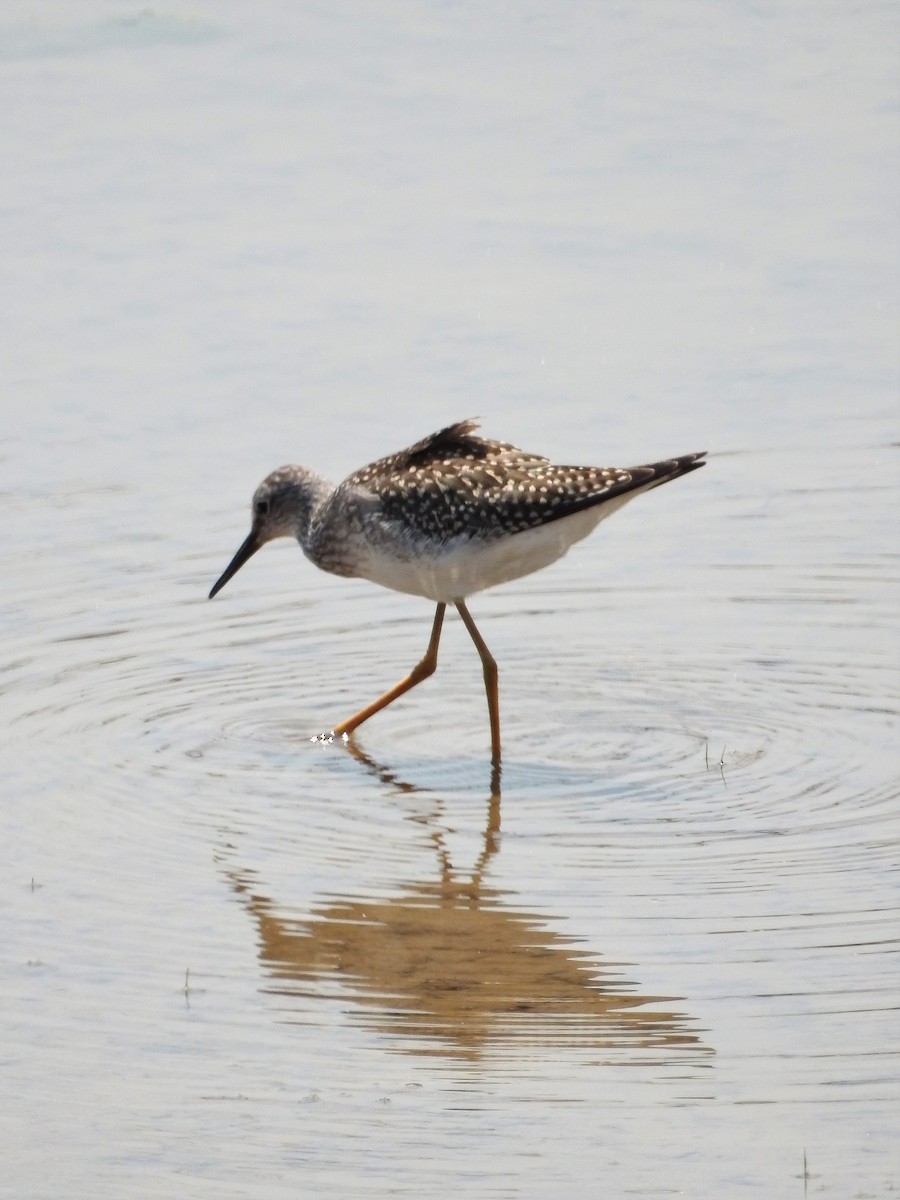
[
  {"x1": 208, "y1": 420, "x2": 706, "y2": 760},
  {"x1": 337, "y1": 419, "x2": 637, "y2": 542},
  {"x1": 297, "y1": 419, "x2": 705, "y2": 600}
]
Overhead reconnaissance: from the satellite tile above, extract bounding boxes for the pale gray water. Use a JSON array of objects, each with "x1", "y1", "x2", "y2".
[{"x1": 1, "y1": 3, "x2": 898, "y2": 1198}]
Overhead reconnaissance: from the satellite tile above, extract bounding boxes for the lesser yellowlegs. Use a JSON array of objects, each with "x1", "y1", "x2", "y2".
[{"x1": 209, "y1": 419, "x2": 705, "y2": 762}]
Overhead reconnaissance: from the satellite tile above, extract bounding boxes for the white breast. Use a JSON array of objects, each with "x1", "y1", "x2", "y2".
[{"x1": 353, "y1": 493, "x2": 641, "y2": 603}]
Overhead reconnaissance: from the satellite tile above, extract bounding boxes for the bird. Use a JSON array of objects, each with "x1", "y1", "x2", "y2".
[{"x1": 208, "y1": 419, "x2": 705, "y2": 762}]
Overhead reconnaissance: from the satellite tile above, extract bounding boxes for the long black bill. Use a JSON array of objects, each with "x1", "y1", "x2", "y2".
[{"x1": 209, "y1": 528, "x2": 262, "y2": 598}]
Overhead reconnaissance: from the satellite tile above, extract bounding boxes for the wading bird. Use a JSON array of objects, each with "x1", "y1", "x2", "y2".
[{"x1": 209, "y1": 420, "x2": 705, "y2": 762}]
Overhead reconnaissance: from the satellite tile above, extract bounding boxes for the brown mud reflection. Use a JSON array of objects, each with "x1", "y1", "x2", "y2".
[{"x1": 225, "y1": 742, "x2": 708, "y2": 1062}]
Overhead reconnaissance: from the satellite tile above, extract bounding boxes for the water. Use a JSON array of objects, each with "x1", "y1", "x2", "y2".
[{"x1": 2, "y1": 3, "x2": 898, "y2": 1198}]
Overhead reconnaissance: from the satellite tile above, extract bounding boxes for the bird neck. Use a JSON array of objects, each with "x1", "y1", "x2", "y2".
[{"x1": 290, "y1": 471, "x2": 335, "y2": 552}]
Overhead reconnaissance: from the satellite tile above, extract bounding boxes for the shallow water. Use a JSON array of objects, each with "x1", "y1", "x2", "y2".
[{"x1": 2, "y1": 3, "x2": 898, "y2": 1198}]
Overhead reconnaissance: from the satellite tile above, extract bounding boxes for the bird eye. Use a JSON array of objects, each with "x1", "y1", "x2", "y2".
[{"x1": 255, "y1": 499, "x2": 270, "y2": 517}]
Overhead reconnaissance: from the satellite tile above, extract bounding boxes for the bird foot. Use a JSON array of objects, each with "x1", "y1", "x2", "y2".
[{"x1": 310, "y1": 729, "x2": 349, "y2": 746}]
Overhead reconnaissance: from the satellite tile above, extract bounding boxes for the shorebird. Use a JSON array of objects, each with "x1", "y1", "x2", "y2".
[{"x1": 209, "y1": 419, "x2": 705, "y2": 762}]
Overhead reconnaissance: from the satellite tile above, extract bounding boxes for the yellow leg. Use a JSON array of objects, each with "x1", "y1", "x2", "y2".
[
  {"x1": 331, "y1": 603, "x2": 446, "y2": 737},
  {"x1": 455, "y1": 600, "x2": 502, "y2": 764}
]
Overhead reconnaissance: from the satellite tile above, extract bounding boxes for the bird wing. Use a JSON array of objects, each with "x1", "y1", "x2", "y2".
[{"x1": 348, "y1": 421, "x2": 705, "y2": 545}]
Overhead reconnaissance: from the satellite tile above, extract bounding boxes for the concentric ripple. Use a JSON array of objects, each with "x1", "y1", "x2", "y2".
[{"x1": 3, "y1": 489, "x2": 897, "y2": 1093}]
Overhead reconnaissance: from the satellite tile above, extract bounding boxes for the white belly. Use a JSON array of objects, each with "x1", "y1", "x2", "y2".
[{"x1": 354, "y1": 495, "x2": 639, "y2": 603}]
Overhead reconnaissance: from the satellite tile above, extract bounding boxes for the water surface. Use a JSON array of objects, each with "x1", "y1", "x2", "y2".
[{"x1": 2, "y1": 3, "x2": 898, "y2": 1198}]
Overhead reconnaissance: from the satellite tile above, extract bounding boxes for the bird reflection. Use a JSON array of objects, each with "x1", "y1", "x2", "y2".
[
  {"x1": 223, "y1": 745, "x2": 707, "y2": 1063},
  {"x1": 339, "y1": 730, "x2": 503, "y2": 800}
]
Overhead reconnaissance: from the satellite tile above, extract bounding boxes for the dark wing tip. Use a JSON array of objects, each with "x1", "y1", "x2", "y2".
[{"x1": 637, "y1": 451, "x2": 707, "y2": 490}]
